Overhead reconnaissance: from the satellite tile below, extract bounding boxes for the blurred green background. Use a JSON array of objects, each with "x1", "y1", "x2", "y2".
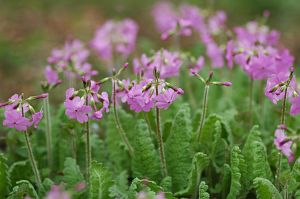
[{"x1": 0, "y1": 0, "x2": 300, "y2": 100}]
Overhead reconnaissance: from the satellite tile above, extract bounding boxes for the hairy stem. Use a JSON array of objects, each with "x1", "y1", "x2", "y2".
[
  {"x1": 112, "y1": 79, "x2": 134, "y2": 157},
  {"x1": 43, "y1": 97, "x2": 53, "y2": 171},
  {"x1": 24, "y1": 131, "x2": 42, "y2": 189},
  {"x1": 155, "y1": 81, "x2": 168, "y2": 177},
  {"x1": 196, "y1": 84, "x2": 209, "y2": 142},
  {"x1": 249, "y1": 77, "x2": 254, "y2": 125},
  {"x1": 85, "y1": 95, "x2": 91, "y2": 182}
]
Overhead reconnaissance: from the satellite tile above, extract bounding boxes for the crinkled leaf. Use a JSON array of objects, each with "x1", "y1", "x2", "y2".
[
  {"x1": 253, "y1": 177, "x2": 282, "y2": 199},
  {"x1": 63, "y1": 157, "x2": 84, "y2": 189}
]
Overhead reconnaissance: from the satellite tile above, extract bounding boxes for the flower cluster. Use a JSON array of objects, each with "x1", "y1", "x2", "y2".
[
  {"x1": 116, "y1": 75, "x2": 184, "y2": 112},
  {"x1": 64, "y1": 80, "x2": 109, "y2": 123},
  {"x1": 133, "y1": 49, "x2": 183, "y2": 79},
  {"x1": 274, "y1": 126, "x2": 294, "y2": 163},
  {"x1": 90, "y1": 19, "x2": 138, "y2": 61},
  {"x1": 152, "y1": 2, "x2": 227, "y2": 68},
  {"x1": 226, "y1": 19, "x2": 294, "y2": 79},
  {"x1": 43, "y1": 39, "x2": 97, "y2": 89},
  {"x1": 0, "y1": 93, "x2": 48, "y2": 131}
]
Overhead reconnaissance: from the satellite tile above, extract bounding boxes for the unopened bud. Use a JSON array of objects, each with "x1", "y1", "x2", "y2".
[
  {"x1": 123, "y1": 62, "x2": 129, "y2": 69},
  {"x1": 221, "y1": 82, "x2": 232, "y2": 87},
  {"x1": 293, "y1": 91, "x2": 299, "y2": 97}
]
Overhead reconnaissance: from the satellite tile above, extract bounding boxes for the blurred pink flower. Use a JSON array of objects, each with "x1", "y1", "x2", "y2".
[
  {"x1": 44, "y1": 66, "x2": 60, "y2": 85},
  {"x1": 31, "y1": 111, "x2": 43, "y2": 128},
  {"x1": 46, "y1": 185, "x2": 70, "y2": 199},
  {"x1": 274, "y1": 128, "x2": 294, "y2": 163},
  {"x1": 155, "y1": 88, "x2": 179, "y2": 110},
  {"x1": 3, "y1": 110, "x2": 31, "y2": 131},
  {"x1": 290, "y1": 96, "x2": 300, "y2": 115}
]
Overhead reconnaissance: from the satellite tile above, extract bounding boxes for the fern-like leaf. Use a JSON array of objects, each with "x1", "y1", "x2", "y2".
[
  {"x1": 131, "y1": 120, "x2": 161, "y2": 181},
  {"x1": 8, "y1": 160, "x2": 32, "y2": 187},
  {"x1": 0, "y1": 153, "x2": 10, "y2": 198},
  {"x1": 7, "y1": 180, "x2": 39, "y2": 199},
  {"x1": 226, "y1": 146, "x2": 242, "y2": 199},
  {"x1": 90, "y1": 161, "x2": 114, "y2": 199},
  {"x1": 253, "y1": 177, "x2": 282, "y2": 199},
  {"x1": 165, "y1": 103, "x2": 193, "y2": 191},
  {"x1": 175, "y1": 152, "x2": 209, "y2": 197},
  {"x1": 63, "y1": 157, "x2": 85, "y2": 189},
  {"x1": 198, "y1": 181, "x2": 210, "y2": 199}
]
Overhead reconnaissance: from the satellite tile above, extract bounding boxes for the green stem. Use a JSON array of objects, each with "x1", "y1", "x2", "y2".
[
  {"x1": 112, "y1": 79, "x2": 134, "y2": 157},
  {"x1": 43, "y1": 97, "x2": 53, "y2": 171},
  {"x1": 155, "y1": 81, "x2": 168, "y2": 177},
  {"x1": 196, "y1": 84, "x2": 209, "y2": 142},
  {"x1": 85, "y1": 95, "x2": 91, "y2": 182},
  {"x1": 249, "y1": 77, "x2": 254, "y2": 125},
  {"x1": 24, "y1": 131, "x2": 42, "y2": 189}
]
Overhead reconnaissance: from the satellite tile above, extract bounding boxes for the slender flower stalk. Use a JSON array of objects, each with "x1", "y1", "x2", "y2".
[
  {"x1": 43, "y1": 96, "x2": 53, "y2": 171},
  {"x1": 196, "y1": 84, "x2": 209, "y2": 142},
  {"x1": 112, "y1": 79, "x2": 134, "y2": 157},
  {"x1": 249, "y1": 77, "x2": 254, "y2": 125},
  {"x1": 154, "y1": 77, "x2": 168, "y2": 177},
  {"x1": 21, "y1": 100, "x2": 42, "y2": 189},
  {"x1": 194, "y1": 71, "x2": 232, "y2": 142},
  {"x1": 275, "y1": 69, "x2": 294, "y2": 189},
  {"x1": 84, "y1": 94, "x2": 91, "y2": 181}
]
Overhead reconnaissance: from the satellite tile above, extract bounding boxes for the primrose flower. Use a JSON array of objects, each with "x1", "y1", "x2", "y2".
[
  {"x1": 133, "y1": 50, "x2": 182, "y2": 79},
  {"x1": 1, "y1": 93, "x2": 47, "y2": 131},
  {"x1": 155, "y1": 88, "x2": 179, "y2": 110},
  {"x1": 3, "y1": 110, "x2": 31, "y2": 131},
  {"x1": 46, "y1": 185, "x2": 70, "y2": 199},
  {"x1": 290, "y1": 96, "x2": 300, "y2": 115},
  {"x1": 265, "y1": 72, "x2": 297, "y2": 104},
  {"x1": 189, "y1": 56, "x2": 205, "y2": 75},
  {"x1": 64, "y1": 96, "x2": 91, "y2": 123},
  {"x1": 90, "y1": 19, "x2": 138, "y2": 61},
  {"x1": 274, "y1": 128, "x2": 294, "y2": 163},
  {"x1": 44, "y1": 39, "x2": 97, "y2": 89}
]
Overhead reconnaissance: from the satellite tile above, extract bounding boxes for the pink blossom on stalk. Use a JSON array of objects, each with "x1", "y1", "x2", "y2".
[
  {"x1": 44, "y1": 66, "x2": 60, "y2": 85},
  {"x1": 127, "y1": 82, "x2": 155, "y2": 112},
  {"x1": 274, "y1": 128, "x2": 294, "y2": 163},
  {"x1": 155, "y1": 88, "x2": 179, "y2": 110},
  {"x1": 189, "y1": 56, "x2": 205, "y2": 75},
  {"x1": 46, "y1": 185, "x2": 70, "y2": 199},
  {"x1": 99, "y1": 92, "x2": 110, "y2": 113},
  {"x1": 3, "y1": 110, "x2": 31, "y2": 131},
  {"x1": 115, "y1": 79, "x2": 131, "y2": 103},
  {"x1": 64, "y1": 96, "x2": 91, "y2": 123},
  {"x1": 264, "y1": 72, "x2": 297, "y2": 104},
  {"x1": 31, "y1": 111, "x2": 43, "y2": 128},
  {"x1": 290, "y1": 96, "x2": 300, "y2": 115},
  {"x1": 133, "y1": 50, "x2": 182, "y2": 79}
]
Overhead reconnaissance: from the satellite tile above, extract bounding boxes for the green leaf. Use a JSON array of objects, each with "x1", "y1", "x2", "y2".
[
  {"x1": 198, "y1": 181, "x2": 210, "y2": 199},
  {"x1": 131, "y1": 120, "x2": 161, "y2": 181},
  {"x1": 288, "y1": 160, "x2": 300, "y2": 194},
  {"x1": 90, "y1": 161, "x2": 114, "y2": 199},
  {"x1": 63, "y1": 157, "x2": 84, "y2": 189},
  {"x1": 109, "y1": 170, "x2": 129, "y2": 199},
  {"x1": 0, "y1": 153, "x2": 10, "y2": 198},
  {"x1": 105, "y1": 109, "x2": 132, "y2": 173},
  {"x1": 7, "y1": 180, "x2": 39, "y2": 199},
  {"x1": 8, "y1": 160, "x2": 32, "y2": 187},
  {"x1": 253, "y1": 177, "x2": 282, "y2": 199},
  {"x1": 175, "y1": 152, "x2": 209, "y2": 197},
  {"x1": 165, "y1": 103, "x2": 193, "y2": 191},
  {"x1": 128, "y1": 178, "x2": 175, "y2": 199},
  {"x1": 226, "y1": 146, "x2": 242, "y2": 199}
]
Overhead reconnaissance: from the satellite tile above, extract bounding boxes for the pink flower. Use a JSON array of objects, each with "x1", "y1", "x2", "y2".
[
  {"x1": 3, "y1": 110, "x2": 31, "y2": 131},
  {"x1": 64, "y1": 97, "x2": 91, "y2": 123},
  {"x1": 66, "y1": 88, "x2": 75, "y2": 100},
  {"x1": 46, "y1": 185, "x2": 70, "y2": 199},
  {"x1": 100, "y1": 92, "x2": 109, "y2": 113},
  {"x1": 44, "y1": 66, "x2": 60, "y2": 85},
  {"x1": 206, "y1": 42, "x2": 224, "y2": 68},
  {"x1": 31, "y1": 111, "x2": 43, "y2": 128},
  {"x1": 155, "y1": 89, "x2": 179, "y2": 110},
  {"x1": 90, "y1": 19, "x2": 138, "y2": 61},
  {"x1": 226, "y1": 40, "x2": 234, "y2": 68},
  {"x1": 155, "y1": 192, "x2": 165, "y2": 199},
  {"x1": 189, "y1": 56, "x2": 205, "y2": 75},
  {"x1": 127, "y1": 82, "x2": 155, "y2": 112},
  {"x1": 265, "y1": 72, "x2": 297, "y2": 104},
  {"x1": 290, "y1": 96, "x2": 300, "y2": 115},
  {"x1": 274, "y1": 128, "x2": 294, "y2": 163}
]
